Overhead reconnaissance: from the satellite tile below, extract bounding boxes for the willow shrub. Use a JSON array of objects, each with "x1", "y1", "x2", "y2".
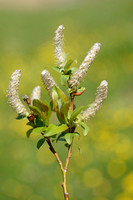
[{"x1": 7, "y1": 25, "x2": 108, "y2": 200}]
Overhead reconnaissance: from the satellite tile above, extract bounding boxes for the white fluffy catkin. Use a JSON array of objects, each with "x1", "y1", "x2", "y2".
[
  {"x1": 41, "y1": 70, "x2": 57, "y2": 95},
  {"x1": 7, "y1": 70, "x2": 29, "y2": 116},
  {"x1": 31, "y1": 86, "x2": 41, "y2": 104},
  {"x1": 81, "y1": 80, "x2": 108, "y2": 120},
  {"x1": 55, "y1": 25, "x2": 66, "y2": 68},
  {"x1": 70, "y1": 43, "x2": 101, "y2": 91}
]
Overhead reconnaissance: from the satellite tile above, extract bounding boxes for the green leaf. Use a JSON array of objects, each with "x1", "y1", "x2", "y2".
[
  {"x1": 52, "y1": 86, "x2": 58, "y2": 112},
  {"x1": 61, "y1": 75, "x2": 69, "y2": 86},
  {"x1": 57, "y1": 138, "x2": 66, "y2": 142},
  {"x1": 65, "y1": 143, "x2": 69, "y2": 148},
  {"x1": 60, "y1": 101, "x2": 70, "y2": 123},
  {"x1": 16, "y1": 114, "x2": 27, "y2": 120},
  {"x1": 33, "y1": 99, "x2": 49, "y2": 113},
  {"x1": 65, "y1": 133, "x2": 74, "y2": 145},
  {"x1": 67, "y1": 109, "x2": 73, "y2": 120},
  {"x1": 67, "y1": 88, "x2": 74, "y2": 93},
  {"x1": 53, "y1": 66, "x2": 62, "y2": 72},
  {"x1": 26, "y1": 121, "x2": 35, "y2": 127},
  {"x1": 56, "y1": 113, "x2": 65, "y2": 124},
  {"x1": 74, "y1": 132, "x2": 80, "y2": 138},
  {"x1": 37, "y1": 138, "x2": 45, "y2": 149},
  {"x1": 52, "y1": 86, "x2": 68, "y2": 120},
  {"x1": 55, "y1": 86, "x2": 68, "y2": 102},
  {"x1": 77, "y1": 87, "x2": 86, "y2": 93},
  {"x1": 29, "y1": 105, "x2": 45, "y2": 124},
  {"x1": 69, "y1": 106, "x2": 84, "y2": 123},
  {"x1": 67, "y1": 67, "x2": 77, "y2": 75},
  {"x1": 64, "y1": 59, "x2": 74, "y2": 72},
  {"x1": 44, "y1": 124, "x2": 68, "y2": 137},
  {"x1": 80, "y1": 122, "x2": 89, "y2": 136},
  {"x1": 56, "y1": 131, "x2": 67, "y2": 142},
  {"x1": 32, "y1": 127, "x2": 46, "y2": 134},
  {"x1": 34, "y1": 115, "x2": 44, "y2": 127},
  {"x1": 26, "y1": 128, "x2": 33, "y2": 138},
  {"x1": 45, "y1": 101, "x2": 52, "y2": 126}
]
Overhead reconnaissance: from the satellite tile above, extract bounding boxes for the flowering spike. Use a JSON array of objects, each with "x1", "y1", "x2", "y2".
[
  {"x1": 81, "y1": 80, "x2": 108, "y2": 121},
  {"x1": 7, "y1": 70, "x2": 29, "y2": 116},
  {"x1": 55, "y1": 25, "x2": 66, "y2": 68},
  {"x1": 41, "y1": 70, "x2": 57, "y2": 95},
  {"x1": 31, "y1": 86, "x2": 41, "y2": 104},
  {"x1": 70, "y1": 43, "x2": 101, "y2": 91}
]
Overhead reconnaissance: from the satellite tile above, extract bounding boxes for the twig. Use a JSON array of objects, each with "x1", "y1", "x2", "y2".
[{"x1": 45, "y1": 137, "x2": 69, "y2": 200}]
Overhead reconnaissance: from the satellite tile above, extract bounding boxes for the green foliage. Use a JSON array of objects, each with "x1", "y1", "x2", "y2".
[
  {"x1": 32, "y1": 127, "x2": 46, "y2": 134},
  {"x1": 33, "y1": 99, "x2": 49, "y2": 113},
  {"x1": 44, "y1": 124, "x2": 68, "y2": 137},
  {"x1": 29, "y1": 105, "x2": 46, "y2": 124},
  {"x1": 69, "y1": 106, "x2": 84, "y2": 123},
  {"x1": 37, "y1": 138, "x2": 45, "y2": 149},
  {"x1": 16, "y1": 114, "x2": 27, "y2": 120},
  {"x1": 80, "y1": 121, "x2": 89, "y2": 136}
]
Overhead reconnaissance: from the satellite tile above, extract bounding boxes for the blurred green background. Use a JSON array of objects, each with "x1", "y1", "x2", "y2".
[{"x1": 0, "y1": 0, "x2": 133, "y2": 199}]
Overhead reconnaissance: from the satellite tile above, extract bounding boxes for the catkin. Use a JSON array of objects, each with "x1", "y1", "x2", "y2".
[
  {"x1": 55, "y1": 25, "x2": 66, "y2": 68},
  {"x1": 70, "y1": 43, "x2": 101, "y2": 91},
  {"x1": 7, "y1": 70, "x2": 29, "y2": 116},
  {"x1": 81, "y1": 80, "x2": 108, "y2": 120},
  {"x1": 41, "y1": 70, "x2": 57, "y2": 95}
]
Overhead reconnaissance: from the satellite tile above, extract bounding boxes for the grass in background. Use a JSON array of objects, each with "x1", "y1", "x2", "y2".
[{"x1": 0, "y1": 0, "x2": 133, "y2": 199}]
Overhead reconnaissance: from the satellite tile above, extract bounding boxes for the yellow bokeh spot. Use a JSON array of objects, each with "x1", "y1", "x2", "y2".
[
  {"x1": 83, "y1": 169, "x2": 103, "y2": 188},
  {"x1": 107, "y1": 159, "x2": 126, "y2": 178},
  {"x1": 94, "y1": 130, "x2": 119, "y2": 152},
  {"x1": 122, "y1": 172, "x2": 133, "y2": 194},
  {"x1": 37, "y1": 144, "x2": 55, "y2": 165},
  {"x1": 114, "y1": 138, "x2": 133, "y2": 160},
  {"x1": 73, "y1": 148, "x2": 93, "y2": 168},
  {"x1": 113, "y1": 107, "x2": 133, "y2": 128},
  {"x1": 93, "y1": 178, "x2": 111, "y2": 195},
  {"x1": 115, "y1": 192, "x2": 133, "y2": 200},
  {"x1": 1, "y1": 179, "x2": 33, "y2": 199}
]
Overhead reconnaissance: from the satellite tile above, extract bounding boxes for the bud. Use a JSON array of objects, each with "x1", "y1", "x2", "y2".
[
  {"x1": 55, "y1": 25, "x2": 66, "y2": 68},
  {"x1": 70, "y1": 43, "x2": 101, "y2": 91},
  {"x1": 41, "y1": 70, "x2": 57, "y2": 95},
  {"x1": 31, "y1": 86, "x2": 41, "y2": 104},
  {"x1": 7, "y1": 70, "x2": 29, "y2": 116},
  {"x1": 81, "y1": 80, "x2": 108, "y2": 121}
]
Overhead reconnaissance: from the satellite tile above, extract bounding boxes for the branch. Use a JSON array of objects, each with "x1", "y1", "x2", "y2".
[{"x1": 45, "y1": 137, "x2": 69, "y2": 200}]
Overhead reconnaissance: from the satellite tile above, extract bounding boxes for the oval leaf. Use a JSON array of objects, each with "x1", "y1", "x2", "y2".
[
  {"x1": 29, "y1": 105, "x2": 46, "y2": 124},
  {"x1": 16, "y1": 114, "x2": 27, "y2": 120},
  {"x1": 26, "y1": 128, "x2": 33, "y2": 138},
  {"x1": 69, "y1": 106, "x2": 84, "y2": 123},
  {"x1": 80, "y1": 122, "x2": 89, "y2": 136},
  {"x1": 32, "y1": 127, "x2": 46, "y2": 134},
  {"x1": 65, "y1": 133, "x2": 74, "y2": 145},
  {"x1": 33, "y1": 99, "x2": 49, "y2": 113},
  {"x1": 37, "y1": 138, "x2": 45, "y2": 149},
  {"x1": 44, "y1": 124, "x2": 68, "y2": 137}
]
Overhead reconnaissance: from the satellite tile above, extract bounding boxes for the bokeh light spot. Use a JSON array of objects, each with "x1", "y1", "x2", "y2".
[
  {"x1": 93, "y1": 178, "x2": 111, "y2": 195},
  {"x1": 1, "y1": 179, "x2": 33, "y2": 199},
  {"x1": 107, "y1": 159, "x2": 126, "y2": 178},
  {"x1": 122, "y1": 172, "x2": 133, "y2": 194},
  {"x1": 83, "y1": 169, "x2": 103, "y2": 188},
  {"x1": 115, "y1": 192, "x2": 133, "y2": 200}
]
